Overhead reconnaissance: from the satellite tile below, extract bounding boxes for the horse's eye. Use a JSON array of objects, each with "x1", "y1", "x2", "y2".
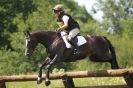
[
  {"x1": 28, "y1": 39, "x2": 31, "y2": 42},
  {"x1": 26, "y1": 37, "x2": 31, "y2": 41}
]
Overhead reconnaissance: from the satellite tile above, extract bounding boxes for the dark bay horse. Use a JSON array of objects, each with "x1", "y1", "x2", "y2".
[{"x1": 24, "y1": 30, "x2": 119, "y2": 86}]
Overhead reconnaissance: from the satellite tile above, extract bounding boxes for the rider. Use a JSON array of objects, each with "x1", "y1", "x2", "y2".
[{"x1": 52, "y1": 4, "x2": 80, "y2": 54}]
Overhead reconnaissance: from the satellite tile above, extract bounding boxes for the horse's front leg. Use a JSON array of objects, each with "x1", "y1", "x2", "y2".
[
  {"x1": 45, "y1": 54, "x2": 58, "y2": 86},
  {"x1": 37, "y1": 56, "x2": 51, "y2": 84}
]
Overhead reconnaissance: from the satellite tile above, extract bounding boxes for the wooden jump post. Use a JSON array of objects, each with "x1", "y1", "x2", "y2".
[{"x1": 0, "y1": 68, "x2": 133, "y2": 88}]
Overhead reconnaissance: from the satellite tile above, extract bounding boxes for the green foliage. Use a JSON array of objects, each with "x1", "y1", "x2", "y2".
[
  {"x1": 120, "y1": 18, "x2": 133, "y2": 38},
  {"x1": 110, "y1": 36, "x2": 133, "y2": 68},
  {"x1": 95, "y1": 0, "x2": 133, "y2": 34},
  {"x1": 80, "y1": 20, "x2": 102, "y2": 35},
  {"x1": 0, "y1": 0, "x2": 36, "y2": 49}
]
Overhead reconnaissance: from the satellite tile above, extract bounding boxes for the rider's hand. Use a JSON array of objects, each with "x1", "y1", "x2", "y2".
[
  {"x1": 55, "y1": 28, "x2": 61, "y2": 35},
  {"x1": 55, "y1": 28, "x2": 59, "y2": 31},
  {"x1": 56, "y1": 28, "x2": 62, "y2": 32}
]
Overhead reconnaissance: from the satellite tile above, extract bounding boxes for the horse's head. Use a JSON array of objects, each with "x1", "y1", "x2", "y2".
[{"x1": 24, "y1": 31, "x2": 38, "y2": 58}]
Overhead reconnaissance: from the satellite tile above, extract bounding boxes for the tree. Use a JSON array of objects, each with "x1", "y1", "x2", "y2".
[
  {"x1": 95, "y1": 0, "x2": 133, "y2": 34},
  {"x1": 0, "y1": 0, "x2": 37, "y2": 50}
]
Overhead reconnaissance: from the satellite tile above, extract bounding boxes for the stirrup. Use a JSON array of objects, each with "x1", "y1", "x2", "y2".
[{"x1": 73, "y1": 49, "x2": 80, "y2": 55}]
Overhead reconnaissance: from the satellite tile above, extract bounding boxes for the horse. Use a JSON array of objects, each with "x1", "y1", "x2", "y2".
[{"x1": 24, "y1": 30, "x2": 119, "y2": 86}]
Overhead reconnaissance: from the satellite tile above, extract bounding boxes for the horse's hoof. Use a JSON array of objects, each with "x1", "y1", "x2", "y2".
[
  {"x1": 37, "y1": 77, "x2": 42, "y2": 84},
  {"x1": 45, "y1": 80, "x2": 51, "y2": 86}
]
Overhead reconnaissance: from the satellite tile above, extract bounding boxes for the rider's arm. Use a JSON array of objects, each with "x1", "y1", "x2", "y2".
[{"x1": 58, "y1": 15, "x2": 69, "y2": 31}]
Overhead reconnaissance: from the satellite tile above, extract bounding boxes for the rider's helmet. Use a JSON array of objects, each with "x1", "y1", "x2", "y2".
[{"x1": 53, "y1": 4, "x2": 63, "y2": 13}]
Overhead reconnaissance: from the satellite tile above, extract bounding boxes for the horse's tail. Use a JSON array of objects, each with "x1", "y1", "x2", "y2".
[
  {"x1": 104, "y1": 37, "x2": 116, "y2": 59},
  {"x1": 103, "y1": 37, "x2": 119, "y2": 69}
]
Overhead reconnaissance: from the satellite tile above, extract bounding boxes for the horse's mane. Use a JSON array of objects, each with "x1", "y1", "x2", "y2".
[{"x1": 31, "y1": 30, "x2": 57, "y2": 36}]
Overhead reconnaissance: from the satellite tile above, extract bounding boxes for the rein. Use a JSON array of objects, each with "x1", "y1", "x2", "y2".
[{"x1": 49, "y1": 33, "x2": 62, "y2": 48}]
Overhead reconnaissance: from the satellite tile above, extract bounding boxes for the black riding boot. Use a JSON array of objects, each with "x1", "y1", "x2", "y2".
[{"x1": 70, "y1": 39, "x2": 80, "y2": 55}]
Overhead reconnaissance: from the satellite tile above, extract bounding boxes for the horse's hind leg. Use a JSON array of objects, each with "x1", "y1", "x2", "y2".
[
  {"x1": 102, "y1": 53, "x2": 119, "y2": 69},
  {"x1": 89, "y1": 54, "x2": 119, "y2": 69},
  {"x1": 104, "y1": 37, "x2": 119, "y2": 69},
  {"x1": 109, "y1": 57, "x2": 119, "y2": 69},
  {"x1": 89, "y1": 54, "x2": 108, "y2": 62},
  {"x1": 107, "y1": 52, "x2": 119, "y2": 69},
  {"x1": 89, "y1": 54, "x2": 104, "y2": 62}
]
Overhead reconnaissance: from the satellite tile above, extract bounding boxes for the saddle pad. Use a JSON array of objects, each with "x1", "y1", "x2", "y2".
[{"x1": 76, "y1": 36, "x2": 87, "y2": 46}]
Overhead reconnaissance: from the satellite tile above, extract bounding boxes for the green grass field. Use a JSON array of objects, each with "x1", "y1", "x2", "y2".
[{"x1": 6, "y1": 77, "x2": 126, "y2": 88}]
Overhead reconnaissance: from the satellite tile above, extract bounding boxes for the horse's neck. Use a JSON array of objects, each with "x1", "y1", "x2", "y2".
[{"x1": 35, "y1": 32, "x2": 56, "y2": 48}]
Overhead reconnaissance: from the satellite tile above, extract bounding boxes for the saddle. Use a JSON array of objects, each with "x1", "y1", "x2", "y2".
[
  {"x1": 60, "y1": 31, "x2": 87, "y2": 55},
  {"x1": 70, "y1": 35, "x2": 87, "y2": 47},
  {"x1": 70, "y1": 35, "x2": 87, "y2": 55}
]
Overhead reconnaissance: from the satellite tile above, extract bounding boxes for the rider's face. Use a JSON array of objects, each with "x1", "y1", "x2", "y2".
[{"x1": 53, "y1": 10, "x2": 60, "y2": 17}]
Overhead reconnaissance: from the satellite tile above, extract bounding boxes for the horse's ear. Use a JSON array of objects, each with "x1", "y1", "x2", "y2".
[
  {"x1": 24, "y1": 30, "x2": 31, "y2": 37},
  {"x1": 26, "y1": 31, "x2": 31, "y2": 36}
]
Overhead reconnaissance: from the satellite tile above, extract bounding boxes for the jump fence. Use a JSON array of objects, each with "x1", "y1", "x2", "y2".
[{"x1": 0, "y1": 68, "x2": 133, "y2": 88}]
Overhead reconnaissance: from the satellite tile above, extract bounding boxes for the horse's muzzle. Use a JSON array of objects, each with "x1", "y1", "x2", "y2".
[
  {"x1": 25, "y1": 53, "x2": 30, "y2": 57},
  {"x1": 25, "y1": 51, "x2": 32, "y2": 58},
  {"x1": 25, "y1": 49, "x2": 33, "y2": 58}
]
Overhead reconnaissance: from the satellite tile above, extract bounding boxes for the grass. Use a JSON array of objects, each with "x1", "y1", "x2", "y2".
[{"x1": 6, "y1": 77, "x2": 126, "y2": 88}]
